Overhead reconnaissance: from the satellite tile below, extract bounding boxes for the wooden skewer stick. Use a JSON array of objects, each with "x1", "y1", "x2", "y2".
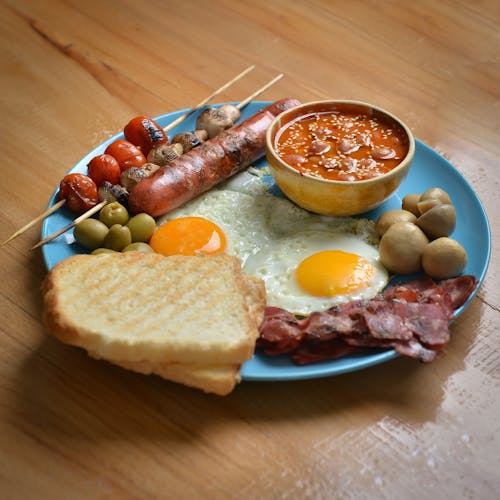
[
  {"x1": 163, "y1": 64, "x2": 256, "y2": 133},
  {"x1": 236, "y1": 73, "x2": 284, "y2": 110},
  {"x1": 31, "y1": 200, "x2": 107, "y2": 250},
  {"x1": 1, "y1": 199, "x2": 67, "y2": 247}
]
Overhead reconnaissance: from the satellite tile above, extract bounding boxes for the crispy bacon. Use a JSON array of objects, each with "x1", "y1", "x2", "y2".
[{"x1": 257, "y1": 275, "x2": 478, "y2": 365}]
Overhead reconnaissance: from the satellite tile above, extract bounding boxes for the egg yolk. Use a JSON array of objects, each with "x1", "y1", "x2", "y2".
[
  {"x1": 149, "y1": 217, "x2": 227, "y2": 256},
  {"x1": 295, "y1": 250, "x2": 374, "y2": 297}
]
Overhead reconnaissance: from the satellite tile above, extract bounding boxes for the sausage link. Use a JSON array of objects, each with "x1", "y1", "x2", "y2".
[
  {"x1": 128, "y1": 98, "x2": 301, "y2": 217},
  {"x1": 129, "y1": 110, "x2": 274, "y2": 217},
  {"x1": 261, "y1": 98, "x2": 302, "y2": 117}
]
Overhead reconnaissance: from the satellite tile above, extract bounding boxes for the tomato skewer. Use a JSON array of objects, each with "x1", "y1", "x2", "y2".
[
  {"x1": 58, "y1": 173, "x2": 99, "y2": 214},
  {"x1": 104, "y1": 139, "x2": 147, "y2": 172},
  {"x1": 124, "y1": 116, "x2": 169, "y2": 155},
  {"x1": 87, "y1": 154, "x2": 121, "y2": 187}
]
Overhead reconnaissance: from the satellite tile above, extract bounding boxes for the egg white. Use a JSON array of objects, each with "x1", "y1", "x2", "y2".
[
  {"x1": 244, "y1": 230, "x2": 388, "y2": 315},
  {"x1": 158, "y1": 172, "x2": 387, "y2": 315}
]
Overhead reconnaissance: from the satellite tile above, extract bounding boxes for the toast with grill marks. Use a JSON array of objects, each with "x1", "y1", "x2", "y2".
[{"x1": 42, "y1": 253, "x2": 266, "y2": 394}]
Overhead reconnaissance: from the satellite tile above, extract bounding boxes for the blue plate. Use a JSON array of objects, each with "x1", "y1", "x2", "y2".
[{"x1": 41, "y1": 101, "x2": 491, "y2": 381}]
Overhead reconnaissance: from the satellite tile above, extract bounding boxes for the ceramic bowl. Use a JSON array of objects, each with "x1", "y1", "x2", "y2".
[{"x1": 265, "y1": 100, "x2": 415, "y2": 216}]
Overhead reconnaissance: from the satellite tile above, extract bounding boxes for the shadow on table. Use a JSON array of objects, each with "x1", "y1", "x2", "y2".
[{"x1": 13, "y1": 297, "x2": 480, "y2": 446}]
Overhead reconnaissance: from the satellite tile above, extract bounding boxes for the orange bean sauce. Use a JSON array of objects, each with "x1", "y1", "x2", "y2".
[{"x1": 274, "y1": 111, "x2": 409, "y2": 181}]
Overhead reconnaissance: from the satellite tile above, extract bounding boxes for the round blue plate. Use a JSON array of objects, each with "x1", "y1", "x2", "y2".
[{"x1": 41, "y1": 101, "x2": 491, "y2": 381}]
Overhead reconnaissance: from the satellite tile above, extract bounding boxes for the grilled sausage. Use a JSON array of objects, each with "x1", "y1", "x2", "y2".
[
  {"x1": 260, "y1": 98, "x2": 302, "y2": 117},
  {"x1": 128, "y1": 99, "x2": 301, "y2": 217},
  {"x1": 128, "y1": 110, "x2": 273, "y2": 216}
]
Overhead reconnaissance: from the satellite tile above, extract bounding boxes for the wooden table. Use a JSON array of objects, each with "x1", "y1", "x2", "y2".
[{"x1": 1, "y1": 1, "x2": 498, "y2": 498}]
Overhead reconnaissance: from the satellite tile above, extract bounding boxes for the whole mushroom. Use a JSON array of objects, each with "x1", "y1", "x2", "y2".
[
  {"x1": 196, "y1": 108, "x2": 232, "y2": 138},
  {"x1": 422, "y1": 237, "x2": 467, "y2": 279},
  {"x1": 379, "y1": 222, "x2": 429, "y2": 275},
  {"x1": 420, "y1": 187, "x2": 452, "y2": 205},
  {"x1": 375, "y1": 209, "x2": 418, "y2": 237},
  {"x1": 401, "y1": 193, "x2": 421, "y2": 217},
  {"x1": 416, "y1": 204, "x2": 456, "y2": 239}
]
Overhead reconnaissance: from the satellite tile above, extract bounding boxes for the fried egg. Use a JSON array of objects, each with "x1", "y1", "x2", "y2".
[
  {"x1": 244, "y1": 231, "x2": 388, "y2": 314},
  {"x1": 156, "y1": 172, "x2": 388, "y2": 315}
]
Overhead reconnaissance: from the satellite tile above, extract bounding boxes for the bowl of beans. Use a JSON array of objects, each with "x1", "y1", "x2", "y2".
[{"x1": 265, "y1": 100, "x2": 415, "y2": 216}]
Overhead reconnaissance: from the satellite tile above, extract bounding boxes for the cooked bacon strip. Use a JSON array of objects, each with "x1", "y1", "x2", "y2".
[
  {"x1": 257, "y1": 275, "x2": 478, "y2": 365},
  {"x1": 291, "y1": 340, "x2": 362, "y2": 365},
  {"x1": 257, "y1": 307, "x2": 304, "y2": 355},
  {"x1": 438, "y1": 275, "x2": 478, "y2": 309}
]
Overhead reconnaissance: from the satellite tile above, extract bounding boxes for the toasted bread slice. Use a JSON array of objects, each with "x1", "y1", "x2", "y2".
[
  {"x1": 88, "y1": 274, "x2": 266, "y2": 395},
  {"x1": 43, "y1": 252, "x2": 263, "y2": 365},
  {"x1": 241, "y1": 275, "x2": 267, "y2": 332}
]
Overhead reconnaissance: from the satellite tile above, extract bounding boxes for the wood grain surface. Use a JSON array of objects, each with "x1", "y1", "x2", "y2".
[{"x1": 1, "y1": 1, "x2": 499, "y2": 498}]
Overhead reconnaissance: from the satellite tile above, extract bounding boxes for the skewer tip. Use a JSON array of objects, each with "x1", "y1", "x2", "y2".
[{"x1": 1, "y1": 198, "x2": 67, "y2": 248}]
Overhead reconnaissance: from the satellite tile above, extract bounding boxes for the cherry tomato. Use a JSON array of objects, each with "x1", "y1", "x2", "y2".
[
  {"x1": 104, "y1": 139, "x2": 146, "y2": 172},
  {"x1": 58, "y1": 173, "x2": 99, "y2": 214},
  {"x1": 87, "y1": 154, "x2": 121, "y2": 187},
  {"x1": 124, "y1": 116, "x2": 169, "y2": 155}
]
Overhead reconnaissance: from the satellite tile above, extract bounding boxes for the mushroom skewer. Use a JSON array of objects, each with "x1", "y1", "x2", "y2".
[
  {"x1": 34, "y1": 80, "x2": 286, "y2": 249},
  {"x1": 162, "y1": 64, "x2": 255, "y2": 133},
  {"x1": 149, "y1": 74, "x2": 285, "y2": 161},
  {"x1": 195, "y1": 73, "x2": 284, "y2": 138}
]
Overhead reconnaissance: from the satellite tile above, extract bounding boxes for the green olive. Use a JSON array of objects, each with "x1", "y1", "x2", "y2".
[
  {"x1": 126, "y1": 213, "x2": 156, "y2": 242},
  {"x1": 99, "y1": 202, "x2": 130, "y2": 228},
  {"x1": 91, "y1": 248, "x2": 118, "y2": 255},
  {"x1": 74, "y1": 219, "x2": 109, "y2": 250},
  {"x1": 122, "y1": 242, "x2": 155, "y2": 253},
  {"x1": 103, "y1": 224, "x2": 132, "y2": 251}
]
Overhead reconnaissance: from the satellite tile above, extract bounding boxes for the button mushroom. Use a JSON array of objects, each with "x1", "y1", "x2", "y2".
[
  {"x1": 422, "y1": 237, "x2": 467, "y2": 279},
  {"x1": 417, "y1": 198, "x2": 442, "y2": 215},
  {"x1": 218, "y1": 104, "x2": 241, "y2": 123},
  {"x1": 416, "y1": 203, "x2": 456, "y2": 239},
  {"x1": 375, "y1": 209, "x2": 418, "y2": 237},
  {"x1": 196, "y1": 108, "x2": 233, "y2": 138},
  {"x1": 119, "y1": 163, "x2": 160, "y2": 190},
  {"x1": 379, "y1": 221, "x2": 429, "y2": 274},
  {"x1": 402, "y1": 193, "x2": 421, "y2": 217},
  {"x1": 171, "y1": 130, "x2": 208, "y2": 153},
  {"x1": 147, "y1": 142, "x2": 183, "y2": 166},
  {"x1": 420, "y1": 187, "x2": 452, "y2": 205},
  {"x1": 98, "y1": 181, "x2": 129, "y2": 206}
]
